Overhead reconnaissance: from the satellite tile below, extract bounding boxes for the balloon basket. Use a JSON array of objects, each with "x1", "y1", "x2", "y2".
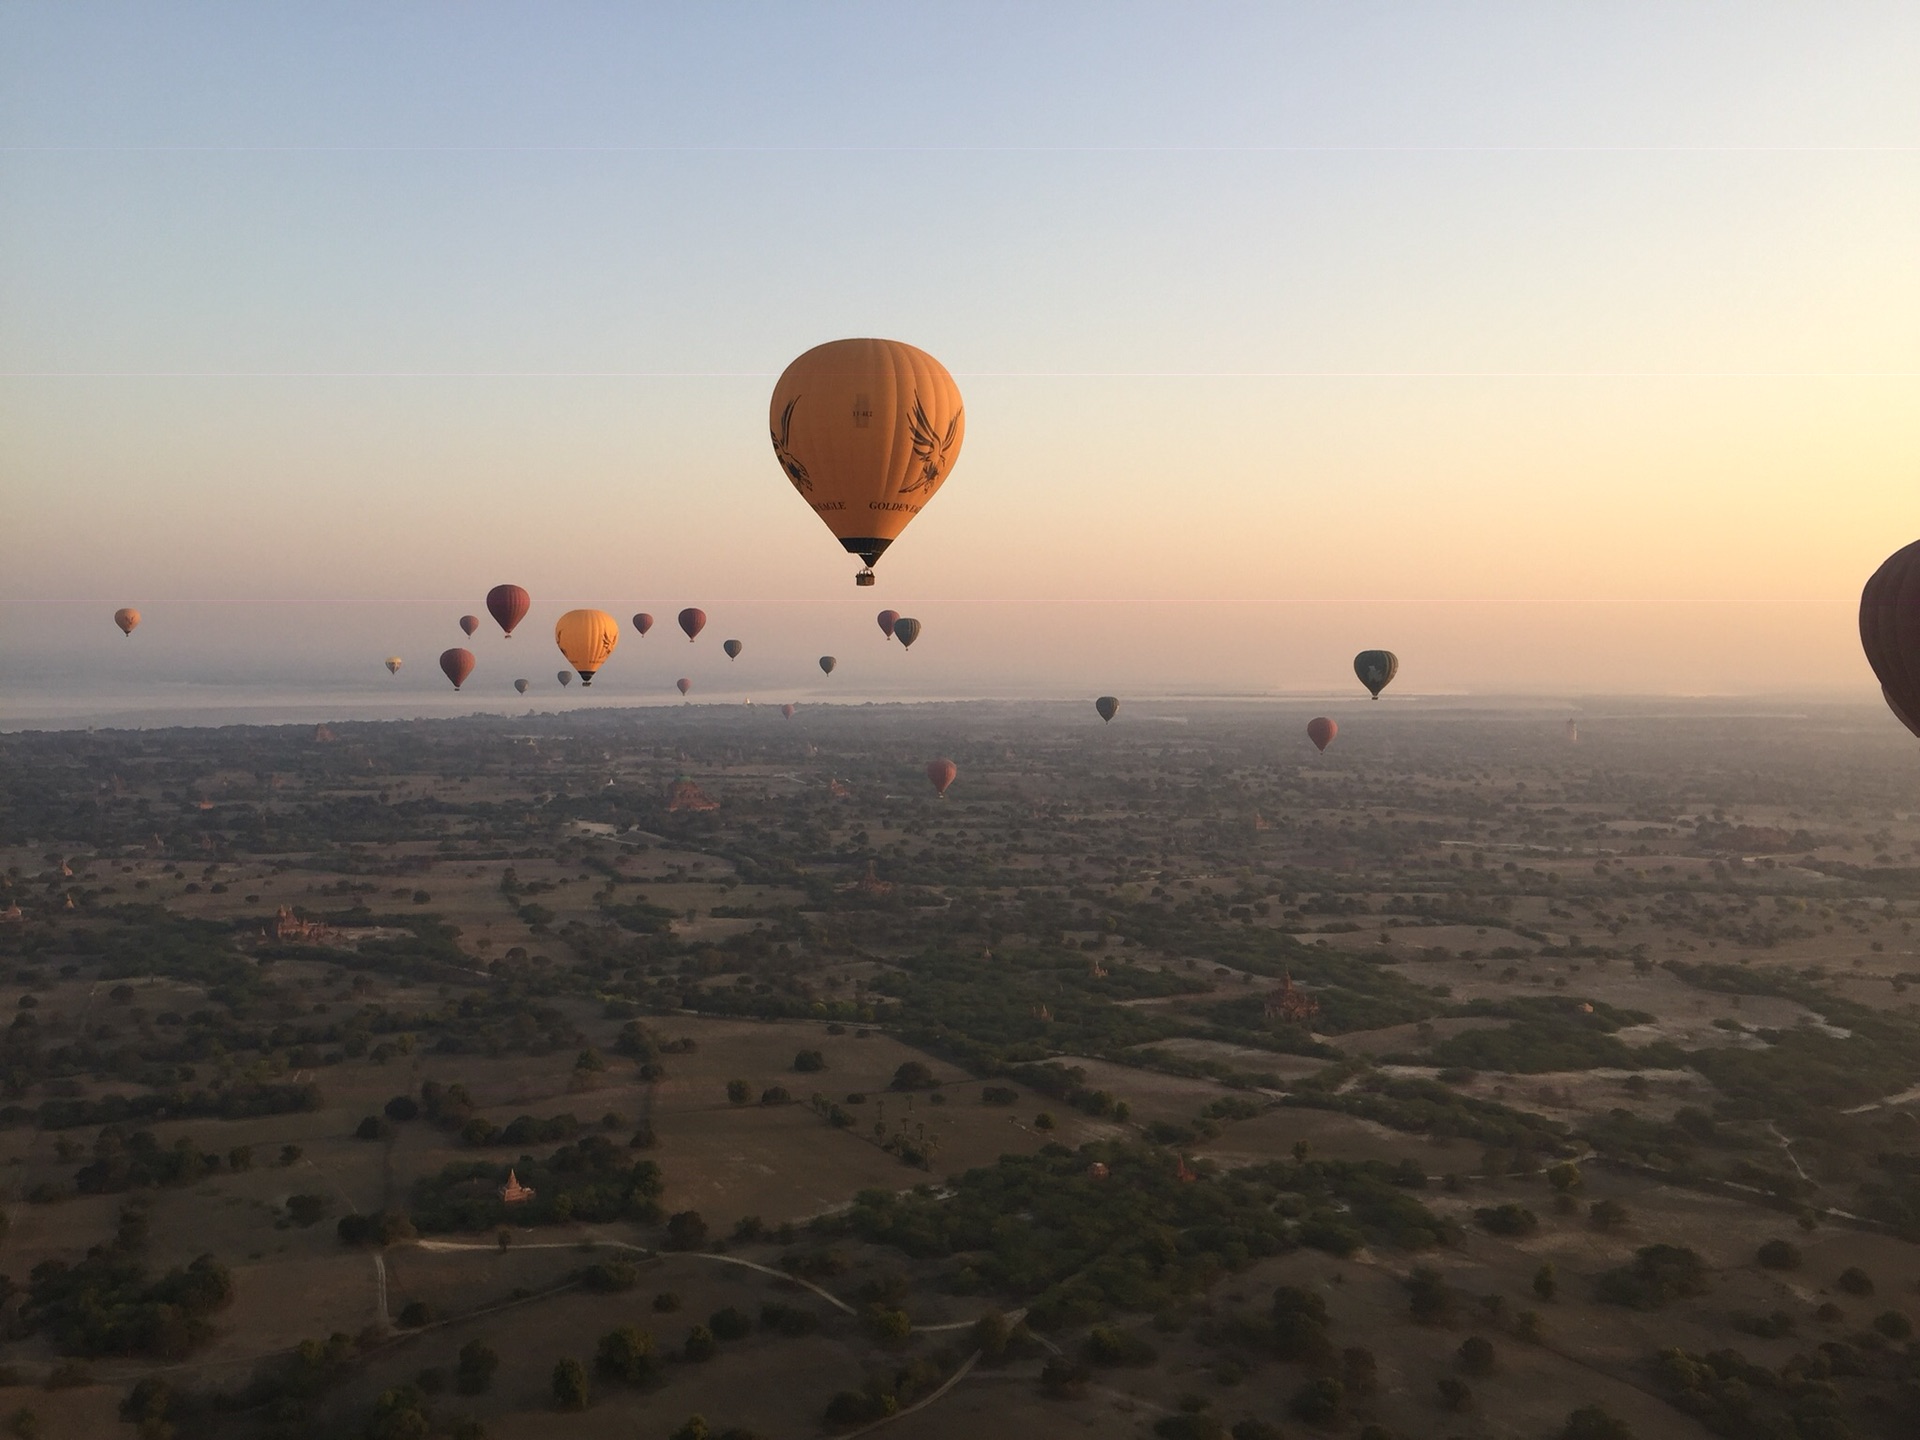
[{"x1": 855, "y1": 569, "x2": 875, "y2": 586}]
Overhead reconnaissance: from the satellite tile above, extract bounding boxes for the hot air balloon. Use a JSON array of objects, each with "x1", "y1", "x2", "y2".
[
  {"x1": 676, "y1": 677, "x2": 692, "y2": 696},
  {"x1": 554, "y1": 609, "x2": 619, "y2": 685},
  {"x1": 1307, "y1": 717, "x2": 1337, "y2": 752},
  {"x1": 1354, "y1": 650, "x2": 1398, "y2": 699},
  {"x1": 514, "y1": 678, "x2": 529, "y2": 694},
  {"x1": 877, "y1": 609, "x2": 900, "y2": 639},
  {"x1": 486, "y1": 584, "x2": 530, "y2": 637},
  {"x1": 440, "y1": 648, "x2": 475, "y2": 690},
  {"x1": 557, "y1": 670, "x2": 573, "y2": 687},
  {"x1": 926, "y1": 758, "x2": 957, "y2": 797},
  {"x1": 459, "y1": 615, "x2": 480, "y2": 637},
  {"x1": 1565, "y1": 719, "x2": 1580, "y2": 744},
  {"x1": 633, "y1": 612, "x2": 654, "y2": 637},
  {"x1": 819, "y1": 656, "x2": 837, "y2": 675},
  {"x1": 1861, "y1": 540, "x2": 1920, "y2": 737},
  {"x1": 1096, "y1": 696, "x2": 1120, "y2": 723},
  {"x1": 113, "y1": 608, "x2": 141, "y2": 636},
  {"x1": 781, "y1": 704, "x2": 796, "y2": 720},
  {"x1": 723, "y1": 639, "x2": 743, "y2": 660},
  {"x1": 678, "y1": 608, "x2": 706, "y2": 642},
  {"x1": 892, "y1": 617, "x2": 922, "y2": 650},
  {"x1": 384, "y1": 657, "x2": 402, "y2": 675},
  {"x1": 769, "y1": 338, "x2": 966, "y2": 585}
]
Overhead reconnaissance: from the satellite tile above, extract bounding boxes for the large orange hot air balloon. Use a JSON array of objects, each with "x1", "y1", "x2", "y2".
[
  {"x1": 723, "y1": 639, "x2": 743, "y2": 660},
  {"x1": 819, "y1": 655, "x2": 836, "y2": 675},
  {"x1": 676, "y1": 677, "x2": 692, "y2": 696},
  {"x1": 440, "y1": 648, "x2": 475, "y2": 690},
  {"x1": 632, "y1": 613, "x2": 654, "y2": 637},
  {"x1": 554, "y1": 609, "x2": 619, "y2": 685},
  {"x1": 926, "y1": 758, "x2": 957, "y2": 797},
  {"x1": 1307, "y1": 717, "x2": 1337, "y2": 752},
  {"x1": 486, "y1": 584, "x2": 530, "y2": 637},
  {"x1": 678, "y1": 608, "x2": 706, "y2": 642},
  {"x1": 1096, "y1": 696, "x2": 1120, "y2": 723},
  {"x1": 877, "y1": 609, "x2": 900, "y2": 639},
  {"x1": 1861, "y1": 540, "x2": 1920, "y2": 737},
  {"x1": 892, "y1": 617, "x2": 922, "y2": 650},
  {"x1": 770, "y1": 339, "x2": 966, "y2": 586},
  {"x1": 459, "y1": 615, "x2": 480, "y2": 637},
  {"x1": 113, "y1": 608, "x2": 141, "y2": 636}
]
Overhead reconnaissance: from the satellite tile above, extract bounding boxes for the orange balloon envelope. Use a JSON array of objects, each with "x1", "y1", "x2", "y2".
[
  {"x1": 113, "y1": 607, "x2": 140, "y2": 636},
  {"x1": 440, "y1": 648, "x2": 475, "y2": 690},
  {"x1": 676, "y1": 677, "x2": 692, "y2": 696},
  {"x1": 819, "y1": 655, "x2": 836, "y2": 675},
  {"x1": 459, "y1": 614, "x2": 480, "y2": 637},
  {"x1": 1861, "y1": 539, "x2": 1920, "y2": 737},
  {"x1": 723, "y1": 639, "x2": 743, "y2": 660},
  {"x1": 770, "y1": 338, "x2": 966, "y2": 586},
  {"x1": 678, "y1": 608, "x2": 706, "y2": 642},
  {"x1": 877, "y1": 609, "x2": 900, "y2": 638},
  {"x1": 1307, "y1": 717, "x2": 1337, "y2": 752},
  {"x1": 633, "y1": 612, "x2": 654, "y2": 637},
  {"x1": 892, "y1": 617, "x2": 922, "y2": 650},
  {"x1": 781, "y1": 703, "x2": 796, "y2": 719},
  {"x1": 926, "y1": 757, "x2": 957, "y2": 797},
  {"x1": 486, "y1": 584, "x2": 530, "y2": 637},
  {"x1": 554, "y1": 609, "x2": 619, "y2": 686}
]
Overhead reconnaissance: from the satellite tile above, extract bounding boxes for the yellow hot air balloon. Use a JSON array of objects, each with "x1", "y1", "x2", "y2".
[
  {"x1": 554, "y1": 609, "x2": 619, "y2": 686},
  {"x1": 769, "y1": 338, "x2": 965, "y2": 585},
  {"x1": 384, "y1": 657, "x2": 402, "y2": 675}
]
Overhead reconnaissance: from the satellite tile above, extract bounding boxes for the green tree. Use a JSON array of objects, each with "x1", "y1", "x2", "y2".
[
  {"x1": 725, "y1": 1079, "x2": 752, "y2": 1105},
  {"x1": 550, "y1": 1357, "x2": 588, "y2": 1411},
  {"x1": 456, "y1": 1339, "x2": 499, "y2": 1395},
  {"x1": 1533, "y1": 1263, "x2": 1557, "y2": 1301}
]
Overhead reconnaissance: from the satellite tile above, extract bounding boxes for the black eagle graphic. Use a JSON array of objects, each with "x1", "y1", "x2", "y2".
[
  {"x1": 902, "y1": 394, "x2": 961, "y2": 494},
  {"x1": 772, "y1": 396, "x2": 810, "y2": 493}
]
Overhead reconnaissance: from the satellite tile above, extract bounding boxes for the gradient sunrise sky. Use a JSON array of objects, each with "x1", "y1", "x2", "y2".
[{"x1": 3, "y1": 4, "x2": 1918, "y2": 706}]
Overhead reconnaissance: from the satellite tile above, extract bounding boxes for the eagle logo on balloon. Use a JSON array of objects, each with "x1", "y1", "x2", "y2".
[{"x1": 769, "y1": 393, "x2": 962, "y2": 498}]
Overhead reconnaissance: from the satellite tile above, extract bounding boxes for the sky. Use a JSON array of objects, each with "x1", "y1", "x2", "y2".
[{"x1": 2, "y1": 3, "x2": 1918, "y2": 715}]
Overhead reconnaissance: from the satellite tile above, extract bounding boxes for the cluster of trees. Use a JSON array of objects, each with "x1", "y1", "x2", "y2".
[
  {"x1": 23, "y1": 1203, "x2": 232, "y2": 1359},
  {"x1": 1286, "y1": 1071, "x2": 1575, "y2": 1156},
  {"x1": 1654, "y1": 1344, "x2": 1898, "y2": 1440},
  {"x1": 408, "y1": 1135, "x2": 664, "y2": 1231}
]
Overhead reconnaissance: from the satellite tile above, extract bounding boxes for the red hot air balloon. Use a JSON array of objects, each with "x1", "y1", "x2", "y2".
[
  {"x1": 892, "y1": 617, "x2": 922, "y2": 649},
  {"x1": 781, "y1": 703, "x2": 796, "y2": 720},
  {"x1": 459, "y1": 615, "x2": 480, "y2": 637},
  {"x1": 440, "y1": 648, "x2": 476, "y2": 690},
  {"x1": 486, "y1": 584, "x2": 530, "y2": 637},
  {"x1": 678, "y1": 608, "x2": 706, "y2": 642},
  {"x1": 819, "y1": 655, "x2": 836, "y2": 674},
  {"x1": 114, "y1": 607, "x2": 141, "y2": 636},
  {"x1": 676, "y1": 677, "x2": 692, "y2": 696},
  {"x1": 926, "y1": 758, "x2": 957, "y2": 797},
  {"x1": 723, "y1": 639, "x2": 743, "y2": 660},
  {"x1": 1307, "y1": 717, "x2": 1337, "y2": 752},
  {"x1": 1861, "y1": 539, "x2": 1920, "y2": 737},
  {"x1": 877, "y1": 609, "x2": 900, "y2": 639},
  {"x1": 633, "y1": 612, "x2": 654, "y2": 636}
]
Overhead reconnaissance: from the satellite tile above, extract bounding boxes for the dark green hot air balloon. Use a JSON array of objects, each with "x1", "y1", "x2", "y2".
[
  {"x1": 1354, "y1": 650, "x2": 1398, "y2": 699},
  {"x1": 892, "y1": 617, "x2": 922, "y2": 650},
  {"x1": 1095, "y1": 696, "x2": 1119, "y2": 722}
]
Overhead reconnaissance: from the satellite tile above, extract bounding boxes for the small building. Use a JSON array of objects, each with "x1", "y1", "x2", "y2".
[{"x1": 499, "y1": 1170, "x2": 536, "y2": 1204}]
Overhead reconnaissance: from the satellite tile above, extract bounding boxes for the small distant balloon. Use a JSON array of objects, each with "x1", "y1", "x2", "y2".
[
  {"x1": 113, "y1": 607, "x2": 141, "y2": 636},
  {"x1": 1095, "y1": 696, "x2": 1120, "y2": 723},
  {"x1": 384, "y1": 657, "x2": 402, "y2": 675},
  {"x1": 1354, "y1": 650, "x2": 1398, "y2": 699},
  {"x1": 1307, "y1": 716, "x2": 1337, "y2": 752},
  {"x1": 440, "y1": 648, "x2": 475, "y2": 690},
  {"x1": 1565, "y1": 719, "x2": 1580, "y2": 744},
  {"x1": 926, "y1": 757, "x2": 957, "y2": 797},
  {"x1": 678, "y1": 608, "x2": 706, "y2": 642},
  {"x1": 877, "y1": 609, "x2": 900, "y2": 639},
  {"x1": 723, "y1": 639, "x2": 743, "y2": 660},
  {"x1": 632, "y1": 612, "x2": 654, "y2": 636},
  {"x1": 514, "y1": 678, "x2": 529, "y2": 694},
  {"x1": 819, "y1": 655, "x2": 837, "y2": 675},
  {"x1": 459, "y1": 615, "x2": 480, "y2": 637},
  {"x1": 557, "y1": 670, "x2": 573, "y2": 687},
  {"x1": 892, "y1": 617, "x2": 922, "y2": 650},
  {"x1": 486, "y1": 584, "x2": 530, "y2": 637},
  {"x1": 554, "y1": 609, "x2": 619, "y2": 686},
  {"x1": 781, "y1": 703, "x2": 796, "y2": 720},
  {"x1": 676, "y1": 677, "x2": 692, "y2": 696}
]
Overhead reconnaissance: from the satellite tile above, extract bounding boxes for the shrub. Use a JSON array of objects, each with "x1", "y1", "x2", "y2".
[
  {"x1": 595, "y1": 1325, "x2": 656, "y2": 1384},
  {"x1": 682, "y1": 1325, "x2": 716, "y2": 1362},
  {"x1": 1837, "y1": 1266, "x2": 1874, "y2": 1296},
  {"x1": 1561, "y1": 1404, "x2": 1634, "y2": 1440},
  {"x1": 1040, "y1": 1358, "x2": 1090, "y2": 1397},
  {"x1": 1873, "y1": 1309, "x2": 1912, "y2": 1340},
  {"x1": 1437, "y1": 1376, "x2": 1473, "y2": 1411},
  {"x1": 1589, "y1": 1198, "x2": 1630, "y2": 1232},
  {"x1": 1457, "y1": 1335, "x2": 1495, "y2": 1375},
  {"x1": 384, "y1": 1096, "x2": 420, "y2": 1122},
  {"x1": 1596, "y1": 1245, "x2": 1708, "y2": 1310},
  {"x1": 581, "y1": 1259, "x2": 638, "y2": 1293},
  {"x1": 1755, "y1": 1239, "x2": 1802, "y2": 1270},
  {"x1": 793, "y1": 1050, "x2": 826, "y2": 1072},
  {"x1": 1154, "y1": 1416, "x2": 1225, "y2": 1440},
  {"x1": 551, "y1": 1357, "x2": 589, "y2": 1411},
  {"x1": 1290, "y1": 1376, "x2": 1344, "y2": 1425},
  {"x1": 725, "y1": 1080, "x2": 752, "y2": 1105},
  {"x1": 982, "y1": 1086, "x2": 1019, "y2": 1106},
  {"x1": 1475, "y1": 1203, "x2": 1539, "y2": 1236},
  {"x1": 665, "y1": 1211, "x2": 708, "y2": 1250},
  {"x1": 455, "y1": 1340, "x2": 498, "y2": 1395},
  {"x1": 1086, "y1": 1326, "x2": 1157, "y2": 1367},
  {"x1": 1407, "y1": 1267, "x2": 1455, "y2": 1325},
  {"x1": 354, "y1": 1115, "x2": 391, "y2": 1141},
  {"x1": 890, "y1": 1061, "x2": 936, "y2": 1091},
  {"x1": 709, "y1": 1307, "x2": 752, "y2": 1342},
  {"x1": 1533, "y1": 1263, "x2": 1557, "y2": 1301},
  {"x1": 760, "y1": 1086, "x2": 791, "y2": 1106}
]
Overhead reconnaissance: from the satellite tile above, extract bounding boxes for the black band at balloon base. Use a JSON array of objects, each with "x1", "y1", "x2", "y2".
[{"x1": 839, "y1": 537, "x2": 894, "y2": 567}]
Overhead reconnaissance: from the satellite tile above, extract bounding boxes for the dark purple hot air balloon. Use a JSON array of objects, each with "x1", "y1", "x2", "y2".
[{"x1": 486, "y1": 584, "x2": 530, "y2": 637}]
